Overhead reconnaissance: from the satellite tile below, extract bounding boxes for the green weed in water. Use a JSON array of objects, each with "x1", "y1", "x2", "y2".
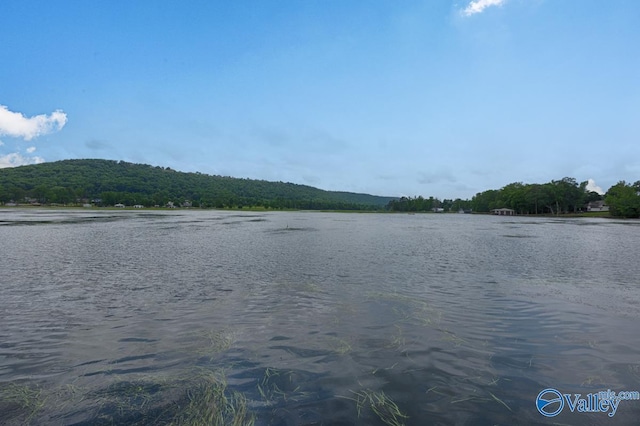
[
  {"x1": 169, "y1": 371, "x2": 254, "y2": 426},
  {"x1": 257, "y1": 367, "x2": 311, "y2": 407},
  {"x1": 489, "y1": 391, "x2": 512, "y2": 412},
  {"x1": 367, "y1": 291, "x2": 442, "y2": 327},
  {"x1": 385, "y1": 325, "x2": 406, "y2": 351},
  {"x1": 0, "y1": 366, "x2": 256, "y2": 426},
  {"x1": 439, "y1": 329, "x2": 466, "y2": 346},
  {"x1": 327, "y1": 336, "x2": 352, "y2": 355},
  {"x1": 190, "y1": 329, "x2": 235, "y2": 361},
  {"x1": 206, "y1": 330, "x2": 235, "y2": 353},
  {"x1": 342, "y1": 389, "x2": 408, "y2": 426},
  {"x1": 0, "y1": 382, "x2": 47, "y2": 422}
]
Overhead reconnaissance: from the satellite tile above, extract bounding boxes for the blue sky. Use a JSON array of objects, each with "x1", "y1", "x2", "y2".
[{"x1": 1, "y1": 0, "x2": 638, "y2": 199}]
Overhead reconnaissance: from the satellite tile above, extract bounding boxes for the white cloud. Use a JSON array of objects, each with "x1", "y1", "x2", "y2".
[
  {"x1": 26, "y1": 146, "x2": 36, "y2": 153},
  {"x1": 0, "y1": 140, "x2": 4, "y2": 146},
  {"x1": 463, "y1": 0, "x2": 506, "y2": 16},
  {"x1": 586, "y1": 178, "x2": 604, "y2": 195},
  {"x1": 0, "y1": 152, "x2": 45, "y2": 168},
  {"x1": 0, "y1": 105, "x2": 68, "y2": 141}
]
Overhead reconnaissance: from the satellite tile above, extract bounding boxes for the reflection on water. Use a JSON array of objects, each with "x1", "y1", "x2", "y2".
[{"x1": 1, "y1": 209, "x2": 639, "y2": 424}]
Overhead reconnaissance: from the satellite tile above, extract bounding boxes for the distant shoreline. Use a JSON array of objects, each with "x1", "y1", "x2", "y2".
[{"x1": 0, "y1": 204, "x2": 618, "y2": 218}]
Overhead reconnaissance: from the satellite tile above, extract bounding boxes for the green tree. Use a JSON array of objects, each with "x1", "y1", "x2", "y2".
[
  {"x1": 471, "y1": 189, "x2": 499, "y2": 212},
  {"x1": 605, "y1": 181, "x2": 640, "y2": 218}
]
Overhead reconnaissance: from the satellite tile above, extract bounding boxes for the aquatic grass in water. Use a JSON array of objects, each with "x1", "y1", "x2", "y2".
[
  {"x1": 68, "y1": 369, "x2": 253, "y2": 425},
  {"x1": 342, "y1": 389, "x2": 409, "y2": 426},
  {"x1": 0, "y1": 370, "x2": 255, "y2": 425},
  {"x1": 326, "y1": 336, "x2": 352, "y2": 355},
  {"x1": 90, "y1": 378, "x2": 168, "y2": 422},
  {"x1": 256, "y1": 367, "x2": 313, "y2": 407},
  {"x1": 169, "y1": 370, "x2": 254, "y2": 426},
  {"x1": 385, "y1": 325, "x2": 406, "y2": 351},
  {"x1": 366, "y1": 291, "x2": 518, "y2": 417},
  {"x1": 3, "y1": 211, "x2": 640, "y2": 423},
  {"x1": 367, "y1": 291, "x2": 443, "y2": 327},
  {"x1": 0, "y1": 382, "x2": 47, "y2": 423},
  {"x1": 439, "y1": 329, "x2": 466, "y2": 346},
  {"x1": 202, "y1": 329, "x2": 235, "y2": 355},
  {"x1": 272, "y1": 277, "x2": 324, "y2": 295}
]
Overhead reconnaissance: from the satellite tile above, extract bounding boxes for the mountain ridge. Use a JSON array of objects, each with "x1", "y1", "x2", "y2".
[{"x1": 0, "y1": 159, "x2": 396, "y2": 209}]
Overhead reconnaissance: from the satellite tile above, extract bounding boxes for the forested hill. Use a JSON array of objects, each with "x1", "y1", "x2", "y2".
[{"x1": 0, "y1": 159, "x2": 396, "y2": 210}]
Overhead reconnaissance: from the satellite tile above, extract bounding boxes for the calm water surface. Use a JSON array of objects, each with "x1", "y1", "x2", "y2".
[{"x1": 1, "y1": 209, "x2": 639, "y2": 425}]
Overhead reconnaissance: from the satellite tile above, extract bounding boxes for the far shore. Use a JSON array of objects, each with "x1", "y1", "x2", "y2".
[{"x1": 0, "y1": 204, "x2": 619, "y2": 218}]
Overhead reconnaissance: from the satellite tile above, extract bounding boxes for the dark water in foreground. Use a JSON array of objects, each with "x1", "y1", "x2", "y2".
[{"x1": 1, "y1": 209, "x2": 639, "y2": 425}]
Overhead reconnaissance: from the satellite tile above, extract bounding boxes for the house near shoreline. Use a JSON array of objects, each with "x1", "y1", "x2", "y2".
[
  {"x1": 491, "y1": 208, "x2": 516, "y2": 216},
  {"x1": 586, "y1": 201, "x2": 609, "y2": 212}
]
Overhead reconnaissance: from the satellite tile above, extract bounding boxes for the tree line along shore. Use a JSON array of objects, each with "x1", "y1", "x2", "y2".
[{"x1": 0, "y1": 160, "x2": 638, "y2": 218}]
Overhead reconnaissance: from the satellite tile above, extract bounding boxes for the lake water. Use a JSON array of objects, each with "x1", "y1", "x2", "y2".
[{"x1": 1, "y1": 209, "x2": 639, "y2": 425}]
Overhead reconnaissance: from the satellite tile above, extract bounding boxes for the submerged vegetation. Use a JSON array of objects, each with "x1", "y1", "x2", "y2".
[
  {"x1": 0, "y1": 383, "x2": 47, "y2": 423},
  {"x1": 1, "y1": 282, "x2": 610, "y2": 423},
  {"x1": 169, "y1": 371, "x2": 254, "y2": 426},
  {"x1": 0, "y1": 370, "x2": 255, "y2": 426},
  {"x1": 344, "y1": 389, "x2": 409, "y2": 426},
  {"x1": 195, "y1": 329, "x2": 236, "y2": 361},
  {"x1": 0, "y1": 288, "x2": 526, "y2": 425}
]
